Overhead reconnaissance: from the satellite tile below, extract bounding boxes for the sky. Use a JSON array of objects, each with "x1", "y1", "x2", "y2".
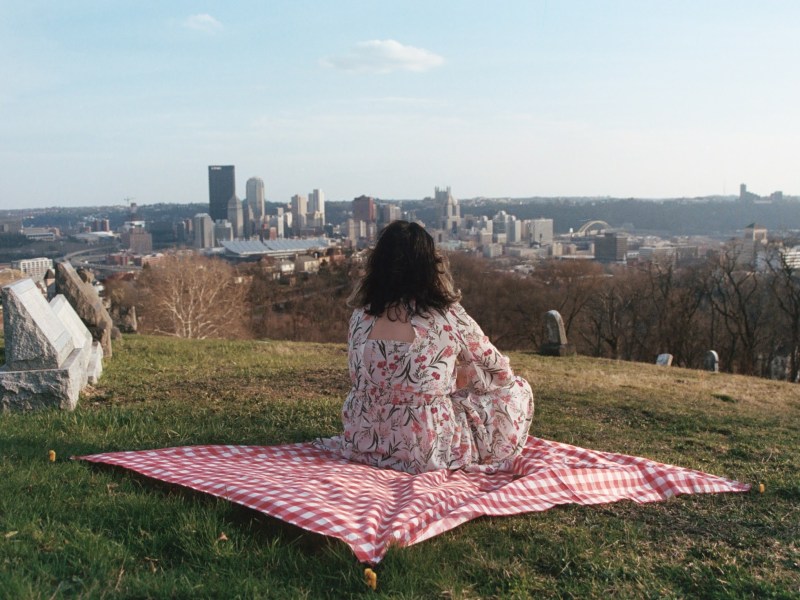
[{"x1": 2, "y1": 1, "x2": 799, "y2": 209}]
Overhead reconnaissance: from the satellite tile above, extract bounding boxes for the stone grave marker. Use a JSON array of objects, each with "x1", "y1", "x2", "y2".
[
  {"x1": 3, "y1": 278, "x2": 74, "y2": 370},
  {"x1": 656, "y1": 353, "x2": 673, "y2": 367},
  {"x1": 1, "y1": 278, "x2": 102, "y2": 411},
  {"x1": 55, "y1": 261, "x2": 113, "y2": 358},
  {"x1": 50, "y1": 294, "x2": 103, "y2": 384},
  {"x1": 539, "y1": 310, "x2": 576, "y2": 356},
  {"x1": 703, "y1": 350, "x2": 719, "y2": 373}
]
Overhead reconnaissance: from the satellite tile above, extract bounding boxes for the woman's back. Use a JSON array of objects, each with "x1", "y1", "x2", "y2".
[{"x1": 329, "y1": 304, "x2": 534, "y2": 474}]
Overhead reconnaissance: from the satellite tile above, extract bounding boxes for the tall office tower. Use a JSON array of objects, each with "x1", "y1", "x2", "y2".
[
  {"x1": 208, "y1": 165, "x2": 236, "y2": 222},
  {"x1": 282, "y1": 209, "x2": 293, "y2": 234},
  {"x1": 227, "y1": 195, "x2": 243, "y2": 238},
  {"x1": 527, "y1": 218, "x2": 554, "y2": 246},
  {"x1": 309, "y1": 189, "x2": 325, "y2": 223},
  {"x1": 492, "y1": 210, "x2": 509, "y2": 234},
  {"x1": 242, "y1": 199, "x2": 254, "y2": 239},
  {"x1": 379, "y1": 203, "x2": 402, "y2": 227},
  {"x1": 507, "y1": 219, "x2": 523, "y2": 243},
  {"x1": 346, "y1": 218, "x2": 368, "y2": 243},
  {"x1": 193, "y1": 213, "x2": 215, "y2": 249},
  {"x1": 269, "y1": 214, "x2": 285, "y2": 238},
  {"x1": 246, "y1": 177, "x2": 265, "y2": 223},
  {"x1": 123, "y1": 228, "x2": 153, "y2": 254},
  {"x1": 214, "y1": 220, "x2": 234, "y2": 243},
  {"x1": 271, "y1": 206, "x2": 285, "y2": 238},
  {"x1": 353, "y1": 195, "x2": 376, "y2": 223},
  {"x1": 477, "y1": 215, "x2": 493, "y2": 233},
  {"x1": 291, "y1": 194, "x2": 308, "y2": 231},
  {"x1": 595, "y1": 232, "x2": 628, "y2": 264},
  {"x1": 436, "y1": 186, "x2": 460, "y2": 233},
  {"x1": 176, "y1": 221, "x2": 189, "y2": 244}
]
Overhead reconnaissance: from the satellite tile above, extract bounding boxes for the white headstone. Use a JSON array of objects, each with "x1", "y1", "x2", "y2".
[
  {"x1": 50, "y1": 295, "x2": 92, "y2": 350},
  {"x1": 3, "y1": 278, "x2": 75, "y2": 370},
  {"x1": 656, "y1": 353, "x2": 673, "y2": 367},
  {"x1": 87, "y1": 342, "x2": 104, "y2": 384}
]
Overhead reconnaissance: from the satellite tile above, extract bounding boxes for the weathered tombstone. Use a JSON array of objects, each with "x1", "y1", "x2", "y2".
[
  {"x1": 656, "y1": 353, "x2": 673, "y2": 367},
  {"x1": 3, "y1": 278, "x2": 74, "y2": 370},
  {"x1": 114, "y1": 304, "x2": 137, "y2": 334},
  {"x1": 0, "y1": 279, "x2": 92, "y2": 411},
  {"x1": 539, "y1": 310, "x2": 577, "y2": 356},
  {"x1": 703, "y1": 350, "x2": 719, "y2": 373},
  {"x1": 55, "y1": 261, "x2": 113, "y2": 358},
  {"x1": 769, "y1": 354, "x2": 790, "y2": 381},
  {"x1": 43, "y1": 268, "x2": 57, "y2": 299},
  {"x1": 50, "y1": 294, "x2": 103, "y2": 384}
]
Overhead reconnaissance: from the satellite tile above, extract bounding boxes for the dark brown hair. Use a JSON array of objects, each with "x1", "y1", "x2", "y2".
[{"x1": 350, "y1": 220, "x2": 461, "y2": 317}]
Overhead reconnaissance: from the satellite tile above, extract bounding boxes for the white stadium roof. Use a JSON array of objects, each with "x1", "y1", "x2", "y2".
[{"x1": 221, "y1": 238, "x2": 330, "y2": 257}]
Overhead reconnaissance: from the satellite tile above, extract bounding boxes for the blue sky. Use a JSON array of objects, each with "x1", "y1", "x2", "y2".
[{"x1": 2, "y1": 1, "x2": 799, "y2": 208}]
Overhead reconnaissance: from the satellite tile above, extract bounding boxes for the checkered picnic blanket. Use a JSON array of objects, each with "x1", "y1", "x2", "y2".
[{"x1": 76, "y1": 437, "x2": 749, "y2": 564}]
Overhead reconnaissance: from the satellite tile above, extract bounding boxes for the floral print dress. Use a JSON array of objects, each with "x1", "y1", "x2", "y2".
[{"x1": 319, "y1": 303, "x2": 534, "y2": 474}]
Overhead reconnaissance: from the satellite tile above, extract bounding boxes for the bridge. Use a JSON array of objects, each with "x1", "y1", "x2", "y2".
[{"x1": 575, "y1": 220, "x2": 612, "y2": 236}]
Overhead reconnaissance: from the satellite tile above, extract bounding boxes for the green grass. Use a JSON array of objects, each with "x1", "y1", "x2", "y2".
[{"x1": 1, "y1": 335, "x2": 799, "y2": 599}]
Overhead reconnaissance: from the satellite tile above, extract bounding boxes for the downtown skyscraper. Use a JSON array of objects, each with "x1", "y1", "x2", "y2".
[
  {"x1": 246, "y1": 177, "x2": 265, "y2": 222},
  {"x1": 208, "y1": 165, "x2": 235, "y2": 222}
]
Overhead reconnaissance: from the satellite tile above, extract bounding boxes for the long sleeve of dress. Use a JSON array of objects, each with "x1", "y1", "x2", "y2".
[{"x1": 448, "y1": 303, "x2": 514, "y2": 393}]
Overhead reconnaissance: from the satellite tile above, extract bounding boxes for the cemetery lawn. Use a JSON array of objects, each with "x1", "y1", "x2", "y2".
[{"x1": 1, "y1": 335, "x2": 798, "y2": 599}]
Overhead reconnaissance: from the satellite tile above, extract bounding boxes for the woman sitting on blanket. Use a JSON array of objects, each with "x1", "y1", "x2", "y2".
[{"x1": 320, "y1": 220, "x2": 534, "y2": 474}]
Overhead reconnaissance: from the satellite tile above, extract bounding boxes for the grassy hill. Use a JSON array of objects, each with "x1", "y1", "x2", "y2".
[{"x1": 1, "y1": 335, "x2": 798, "y2": 598}]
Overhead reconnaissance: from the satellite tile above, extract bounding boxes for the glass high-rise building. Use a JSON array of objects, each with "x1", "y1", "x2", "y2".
[
  {"x1": 208, "y1": 165, "x2": 235, "y2": 222},
  {"x1": 246, "y1": 177, "x2": 265, "y2": 222},
  {"x1": 193, "y1": 213, "x2": 215, "y2": 249}
]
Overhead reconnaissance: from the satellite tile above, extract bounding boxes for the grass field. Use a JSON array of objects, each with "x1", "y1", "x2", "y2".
[{"x1": 1, "y1": 335, "x2": 798, "y2": 598}]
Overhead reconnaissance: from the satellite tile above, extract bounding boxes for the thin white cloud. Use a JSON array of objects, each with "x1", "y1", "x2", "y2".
[
  {"x1": 321, "y1": 40, "x2": 444, "y2": 74},
  {"x1": 183, "y1": 14, "x2": 223, "y2": 34}
]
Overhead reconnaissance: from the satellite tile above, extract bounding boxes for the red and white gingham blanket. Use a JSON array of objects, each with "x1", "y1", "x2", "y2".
[{"x1": 76, "y1": 437, "x2": 749, "y2": 564}]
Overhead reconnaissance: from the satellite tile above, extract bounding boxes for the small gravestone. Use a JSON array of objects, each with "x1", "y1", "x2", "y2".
[
  {"x1": 769, "y1": 354, "x2": 790, "y2": 381},
  {"x1": 55, "y1": 261, "x2": 113, "y2": 358},
  {"x1": 703, "y1": 350, "x2": 719, "y2": 373},
  {"x1": 539, "y1": 310, "x2": 576, "y2": 356},
  {"x1": 656, "y1": 353, "x2": 673, "y2": 367},
  {"x1": 108, "y1": 298, "x2": 137, "y2": 334}
]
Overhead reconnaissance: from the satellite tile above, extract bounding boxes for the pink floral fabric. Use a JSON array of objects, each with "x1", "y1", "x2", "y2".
[{"x1": 319, "y1": 303, "x2": 534, "y2": 474}]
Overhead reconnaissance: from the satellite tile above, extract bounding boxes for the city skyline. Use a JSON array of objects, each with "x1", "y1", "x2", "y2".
[{"x1": 2, "y1": 2, "x2": 799, "y2": 210}]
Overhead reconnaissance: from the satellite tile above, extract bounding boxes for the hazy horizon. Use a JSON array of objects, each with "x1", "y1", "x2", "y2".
[{"x1": 2, "y1": 1, "x2": 798, "y2": 210}]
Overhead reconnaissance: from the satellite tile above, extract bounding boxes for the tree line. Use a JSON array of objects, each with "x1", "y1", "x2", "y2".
[{"x1": 107, "y1": 241, "x2": 800, "y2": 382}]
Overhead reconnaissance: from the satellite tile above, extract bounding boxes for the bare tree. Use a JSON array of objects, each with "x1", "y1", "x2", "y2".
[
  {"x1": 707, "y1": 244, "x2": 770, "y2": 375},
  {"x1": 581, "y1": 265, "x2": 639, "y2": 359},
  {"x1": 635, "y1": 262, "x2": 707, "y2": 367},
  {"x1": 246, "y1": 259, "x2": 355, "y2": 343},
  {"x1": 450, "y1": 252, "x2": 546, "y2": 349},
  {"x1": 135, "y1": 254, "x2": 250, "y2": 339},
  {"x1": 765, "y1": 240, "x2": 800, "y2": 381},
  {"x1": 531, "y1": 259, "x2": 604, "y2": 339}
]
